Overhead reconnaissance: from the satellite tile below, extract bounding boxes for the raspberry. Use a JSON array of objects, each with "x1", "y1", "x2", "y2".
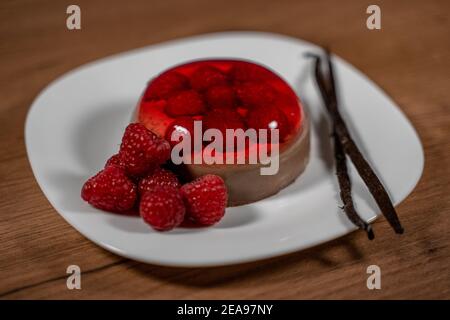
[
  {"x1": 180, "y1": 174, "x2": 227, "y2": 226},
  {"x1": 230, "y1": 62, "x2": 274, "y2": 82},
  {"x1": 235, "y1": 82, "x2": 277, "y2": 109},
  {"x1": 205, "y1": 85, "x2": 236, "y2": 109},
  {"x1": 138, "y1": 168, "x2": 181, "y2": 195},
  {"x1": 164, "y1": 116, "x2": 196, "y2": 147},
  {"x1": 203, "y1": 109, "x2": 246, "y2": 152},
  {"x1": 190, "y1": 65, "x2": 228, "y2": 91},
  {"x1": 119, "y1": 123, "x2": 171, "y2": 176},
  {"x1": 81, "y1": 166, "x2": 137, "y2": 212},
  {"x1": 140, "y1": 186, "x2": 185, "y2": 231},
  {"x1": 105, "y1": 154, "x2": 126, "y2": 170},
  {"x1": 203, "y1": 109, "x2": 246, "y2": 137},
  {"x1": 144, "y1": 71, "x2": 189, "y2": 100},
  {"x1": 246, "y1": 105, "x2": 290, "y2": 142},
  {"x1": 165, "y1": 90, "x2": 206, "y2": 117}
]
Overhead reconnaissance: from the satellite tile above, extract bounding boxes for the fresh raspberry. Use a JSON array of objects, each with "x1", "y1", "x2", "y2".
[
  {"x1": 104, "y1": 154, "x2": 126, "y2": 170},
  {"x1": 119, "y1": 123, "x2": 171, "y2": 176},
  {"x1": 144, "y1": 71, "x2": 189, "y2": 100},
  {"x1": 164, "y1": 116, "x2": 196, "y2": 147},
  {"x1": 205, "y1": 85, "x2": 236, "y2": 109},
  {"x1": 180, "y1": 174, "x2": 228, "y2": 226},
  {"x1": 165, "y1": 90, "x2": 206, "y2": 117},
  {"x1": 190, "y1": 65, "x2": 228, "y2": 91},
  {"x1": 235, "y1": 82, "x2": 277, "y2": 109},
  {"x1": 140, "y1": 186, "x2": 185, "y2": 231},
  {"x1": 246, "y1": 105, "x2": 290, "y2": 142},
  {"x1": 81, "y1": 166, "x2": 137, "y2": 213},
  {"x1": 230, "y1": 62, "x2": 274, "y2": 82},
  {"x1": 138, "y1": 168, "x2": 181, "y2": 195}
]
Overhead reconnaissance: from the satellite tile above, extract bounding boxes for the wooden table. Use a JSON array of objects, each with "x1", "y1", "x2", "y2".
[{"x1": 1, "y1": 0, "x2": 449, "y2": 299}]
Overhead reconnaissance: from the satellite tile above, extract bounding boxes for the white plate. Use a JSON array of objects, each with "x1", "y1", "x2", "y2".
[{"x1": 25, "y1": 32, "x2": 424, "y2": 267}]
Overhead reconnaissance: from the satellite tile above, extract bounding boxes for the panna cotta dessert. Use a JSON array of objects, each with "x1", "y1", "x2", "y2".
[{"x1": 134, "y1": 60, "x2": 310, "y2": 206}]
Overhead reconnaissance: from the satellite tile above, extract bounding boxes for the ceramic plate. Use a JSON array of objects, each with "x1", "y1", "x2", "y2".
[{"x1": 25, "y1": 32, "x2": 424, "y2": 267}]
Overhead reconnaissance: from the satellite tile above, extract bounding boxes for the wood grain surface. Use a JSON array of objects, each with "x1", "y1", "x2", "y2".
[{"x1": 0, "y1": 0, "x2": 449, "y2": 299}]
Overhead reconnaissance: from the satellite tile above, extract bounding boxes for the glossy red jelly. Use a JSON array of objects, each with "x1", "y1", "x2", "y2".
[{"x1": 136, "y1": 60, "x2": 303, "y2": 153}]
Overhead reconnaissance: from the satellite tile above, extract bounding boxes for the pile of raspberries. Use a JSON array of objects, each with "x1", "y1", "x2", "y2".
[{"x1": 81, "y1": 123, "x2": 228, "y2": 231}]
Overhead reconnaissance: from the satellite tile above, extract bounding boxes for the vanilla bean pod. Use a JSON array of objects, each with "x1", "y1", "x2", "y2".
[
  {"x1": 334, "y1": 134, "x2": 375, "y2": 239},
  {"x1": 308, "y1": 53, "x2": 374, "y2": 239},
  {"x1": 312, "y1": 50, "x2": 404, "y2": 234}
]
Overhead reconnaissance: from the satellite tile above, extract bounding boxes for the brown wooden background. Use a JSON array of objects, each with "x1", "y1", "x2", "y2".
[{"x1": 0, "y1": 0, "x2": 449, "y2": 299}]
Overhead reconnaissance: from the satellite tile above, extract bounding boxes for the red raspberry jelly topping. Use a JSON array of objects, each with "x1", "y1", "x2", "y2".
[{"x1": 136, "y1": 60, "x2": 303, "y2": 154}]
